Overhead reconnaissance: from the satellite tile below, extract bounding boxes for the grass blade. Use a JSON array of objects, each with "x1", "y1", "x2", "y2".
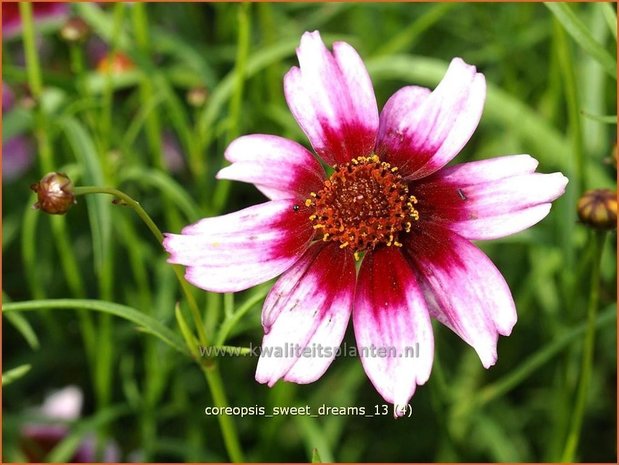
[
  {"x1": 3, "y1": 299, "x2": 187, "y2": 356},
  {"x1": 545, "y1": 2, "x2": 616, "y2": 79},
  {"x1": 2, "y1": 365, "x2": 32, "y2": 386}
]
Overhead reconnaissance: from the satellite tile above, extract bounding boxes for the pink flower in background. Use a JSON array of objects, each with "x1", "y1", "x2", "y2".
[
  {"x1": 2, "y1": 2, "x2": 69, "y2": 38},
  {"x1": 20, "y1": 386, "x2": 120, "y2": 462},
  {"x1": 164, "y1": 31, "x2": 567, "y2": 410},
  {"x1": 3, "y1": 135, "x2": 33, "y2": 181},
  {"x1": 3, "y1": 82, "x2": 14, "y2": 111},
  {"x1": 3, "y1": 83, "x2": 34, "y2": 181}
]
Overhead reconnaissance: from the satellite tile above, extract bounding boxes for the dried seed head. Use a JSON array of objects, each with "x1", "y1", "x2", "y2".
[
  {"x1": 31, "y1": 172, "x2": 76, "y2": 215},
  {"x1": 60, "y1": 17, "x2": 90, "y2": 44},
  {"x1": 577, "y1": 188, "x2": 617, "y2": 230}
]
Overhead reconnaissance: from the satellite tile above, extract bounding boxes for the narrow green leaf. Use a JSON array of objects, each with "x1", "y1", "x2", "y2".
[
  {"x1": 545, "y1": 2, "x2": 616, "y2": 79},
  {"x1": 312, "y1": 448, "x2": 323, "y2": 463},
  {"x1": 599, "y1": 2, "x2": 617, "y2": 39},
  {"x1": 373, "y1": 3, "x2": 458, "y2": 56},
  {"x1": 58, "y1": 117, "x2": 111, "y2": 275},
  {"x1": 119, "y1": 168, "x2": 202, "y2": 222},
  {"x1": 579, "y1": 111, "x2": 618, "y2": 124},
  {"x1": 3, "y1": 299, "x2": 188, "y2": 356},
  {"x1": 4, "y1": 312, "x2": 40, "y2": 349},
  {"x1": 2, "y1": 364, "x2": 31, "y2": 386},
  {"x1": 296, "y1": 415, "x2": 334, "y2": 463},
  {"x1": 175, "y1": 303, "x2": 199, "y2": 358}
]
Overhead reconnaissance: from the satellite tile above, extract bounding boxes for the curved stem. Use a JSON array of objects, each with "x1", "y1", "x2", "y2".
[
  {"x1": 73, "y1": 186, "x2": 244, "y2": 461},
  {"x1": 561, "y1": 231, "x2": 606, "y2": 461},
  {"x1": 73, "y1": 186, "x2": 205, "y2": 343}
]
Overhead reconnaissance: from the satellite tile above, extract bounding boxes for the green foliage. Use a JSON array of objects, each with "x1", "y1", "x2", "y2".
[{"x1": 3, "y1": 2, "x2": 616, "y2": 462}]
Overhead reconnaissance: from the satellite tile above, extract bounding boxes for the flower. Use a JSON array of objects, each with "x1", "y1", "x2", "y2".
[
  {"x1": 164, "y1": 31, "x2": 568, "y2": 411},
  {"x1": 20, "y1": 386, "x2": 120, "y2": 462},
  {"x1": 3, "y1": 83, "x2": 34, "y2": 182},
  {"x1": 3, "y1": 135, "x2": 34, "y2": 181},
  {"x1": 2, "y1": 2, "x2": 69, "y2": 38}
]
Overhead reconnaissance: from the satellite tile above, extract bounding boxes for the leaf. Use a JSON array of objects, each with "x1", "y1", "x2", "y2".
[
  {"x1": 58, "y1": 117, "x2": 111, "y2": 276},
  {"x1": 2, "y1": 364, "x2": 32, "y2": 386},
  {"x1": 119, "y1": 168, "x2": 202, "y2": 222},
  {"x1": 545, "y1": 2, "x2": 616, "y2": 79},
  {"x1": 579, "y1": 111, "x2": 618, "y2": 124},
  {"x1": 3, "y1": 299, "x2": 188, "y2": 356},
  {"x1": 4, "y1": 312, "x2": 40, "y2": 349},
  {"x1": 296, "y1": 415, "x2": 334, "y2": 463},
  {"x1": 312, "y1": 448, "x2": 323, "y2": 463}
]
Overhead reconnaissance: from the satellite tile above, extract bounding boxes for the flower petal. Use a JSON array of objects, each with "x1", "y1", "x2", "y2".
[
  {"x1": 40, "y1": 386, "x2": 83, "y2": 421},
  {"x1": 413, "y1": 155, "x2": 569, "y2": 239},
  {"x1": 284, "y1": 31, "x2": 379, "y2": 166},
  {"x1": 217, "y1": 134, "x2": 325, "y2": 200},
  {"x1": 256, "y1": 243, "x2": 355, "y2": 386},
  {"x1": 163, "y1": 200, "x2": 314, "y2": 292},
  {"x1": 406, "y1": 225, "x2": 516, "y2": 368},
  {"x1": 377, "y1": 58, "x2": 485, "y2": 179},
  {"x1": 353, "y1": 247, "x2": 434, "y2": 411}
]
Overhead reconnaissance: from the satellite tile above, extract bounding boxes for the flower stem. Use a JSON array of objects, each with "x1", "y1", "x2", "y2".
[
  {"x1": 202, "y1": 366, "x2": 245, "y2": 462},
  {"x1": 560, "y1": 230, "x2": 607, "y2": 462},
  {"x1": 73, "y1": 185, "x2": 244, "y2": 462},
  {"x1": 19, "y1": 3, "x2": 43, "y2": 96},
  {"x1": 211, "y1": 2, "x2": 251, "y2": 214},
  {"x1": 73, "y1": 186, "x2": 206, "y2": 341}
]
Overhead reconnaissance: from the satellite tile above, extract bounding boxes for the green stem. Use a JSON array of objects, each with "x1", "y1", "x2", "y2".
[
  {"x1": 132, "y1": 3, "x2": 164, "y2": 171},
  {"x1": 554, "y1": 19, "x2": 586, "y2": 193},
  {"x1": 73, "y1": 186, "x2": 206, "y2": 340},
  {"x1": 211, "y1": 2, "x2": 251, "y2": 214},
  {"x1": 560, "y1": 231, "x2": 607, "y2": 462},
  {"x1": 100, "y1": 3, "x2": 125, "y2": 155},
  {"x1": 202, "y1": 366, "x2": 245, "y2": 462},
  {"x1": 19, "y1": 3, "x2": 42, "y2": 96},
  {"x1": 73, "y1": 186, "x2": 244, "y2": 461}
]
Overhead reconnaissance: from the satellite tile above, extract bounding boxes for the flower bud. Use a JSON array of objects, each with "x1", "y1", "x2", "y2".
[
  {"x1": 96, "y1": 52, "x2": 135, "y2": 74},
  {"x1": 577, "y1": 188, "x2": 617, "y2": 230},
  {"x1": 186, "y1": 86, "x2": 208, "y2": 108},
  {"x1": 59, "y1": 17, "x2": 90, "y2": 44},
  {"x1": 31, "y1": 172, "x2": 76, "y2": 215}
]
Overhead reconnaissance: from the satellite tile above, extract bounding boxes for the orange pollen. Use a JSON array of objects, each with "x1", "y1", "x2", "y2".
[{"x1": 306, "y1": 155, "x2": 419, "y2": 259}]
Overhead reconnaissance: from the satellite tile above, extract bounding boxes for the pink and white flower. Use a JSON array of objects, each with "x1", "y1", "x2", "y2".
[
  {"x1": 20, "y1": 386, "x2": 120, "y2": 462},
  {"x1": 164, "y1": 31, "x2": 568, "y2": 411},
  {"x1": 2, "y1": 2, "x2": 69, "y2": 38}
]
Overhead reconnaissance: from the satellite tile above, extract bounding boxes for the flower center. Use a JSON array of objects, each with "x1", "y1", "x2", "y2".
[{"x1": 305, "y1": 155, "x2": 419, "y2": 260}]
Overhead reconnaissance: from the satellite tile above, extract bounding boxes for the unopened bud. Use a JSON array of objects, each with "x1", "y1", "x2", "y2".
[
  {"x1": 577, "y1": 188, "x2": 617, "y2": 230},
  {"x1": 31, "y1": 172, "x2": 76, "y2": 215},
  {"x1": 186, "y1": 86, "x2": 208, "y2": 108},
  {"x1": 60, "y1": 17, "x2": 90, "y2": 44},
  {"x1": 96, "y1": 52, "x2": 135, "y2": 74}
]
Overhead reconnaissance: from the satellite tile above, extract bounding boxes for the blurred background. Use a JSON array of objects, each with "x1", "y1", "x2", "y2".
[{"x1": 2, "y1": 2, "x2": 617, "y2": 462}]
